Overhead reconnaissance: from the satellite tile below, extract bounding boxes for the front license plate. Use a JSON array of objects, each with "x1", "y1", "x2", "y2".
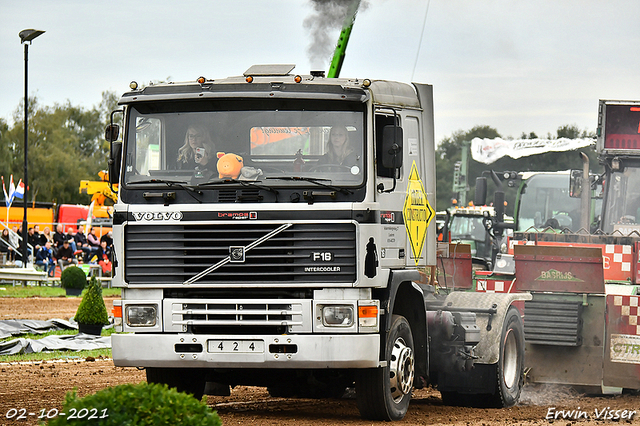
[{"x1": 208, "y1": 339, "x2": 264, "y2": 353}]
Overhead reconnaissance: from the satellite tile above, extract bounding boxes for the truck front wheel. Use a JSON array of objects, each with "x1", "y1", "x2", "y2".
[
  {"x1": 146, "y1": 367, "x2": 206, "y2": 400},
  {"x1": 356, "y1": 314, "x2": 414, "y2": 421}
]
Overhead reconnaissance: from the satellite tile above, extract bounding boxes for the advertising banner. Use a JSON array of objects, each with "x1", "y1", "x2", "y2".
[{"x1": 471, "y1": 138, "x2": 595, "y2": 164}]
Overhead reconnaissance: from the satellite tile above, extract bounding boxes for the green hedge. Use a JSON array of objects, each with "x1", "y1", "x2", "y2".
[
  {"x1": 74, "y1": 276, "x2": 109, "y2": 325},
  {"x1": 60, "y1": 266, "x2": 87, "y2": 289},
  {"x1": 47, "y1": 382, "x2": 221, "y2": 426}
]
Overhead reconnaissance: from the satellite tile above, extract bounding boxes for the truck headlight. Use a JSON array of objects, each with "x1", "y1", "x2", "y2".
[
  {"x1": 125, "y1": 305, "x2": 157, "y2": 327},
  {"x1": 322, "y1": 305, "x2": 354, "y2": 326}
]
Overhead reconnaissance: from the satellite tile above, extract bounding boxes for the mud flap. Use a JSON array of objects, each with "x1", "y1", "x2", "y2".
[{"x1": 443, "y1": 292, "x2": 531, "y2": 365}]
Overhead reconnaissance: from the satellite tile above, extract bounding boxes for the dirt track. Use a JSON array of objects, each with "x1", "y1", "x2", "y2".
[
  {"x1": 0, "y1": 295, "x2": 112, "y2": 321},
  {"x1": 1, "y1": 297, "x2": 639, "y2": 426}
]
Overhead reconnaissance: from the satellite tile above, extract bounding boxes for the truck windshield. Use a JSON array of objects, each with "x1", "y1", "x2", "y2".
[
  {"x1": 449, "y1": 214, "x2": 488, "y2": 257},
  {"x1": 122, "y1": 100, "x2": 365, "y2": 188},
  {"x1": 602, "y1": 165, "x2": 640, "y2": 234}
]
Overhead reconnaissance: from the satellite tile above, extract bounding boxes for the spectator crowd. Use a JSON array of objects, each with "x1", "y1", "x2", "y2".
[{"x1": 0, "y1": 223, "x2": 113, "y2": 278}]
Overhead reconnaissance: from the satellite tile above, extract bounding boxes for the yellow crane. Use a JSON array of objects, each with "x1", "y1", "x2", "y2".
[{"x1": 79, "y1": 170, "x2": 117, "y2": 207}]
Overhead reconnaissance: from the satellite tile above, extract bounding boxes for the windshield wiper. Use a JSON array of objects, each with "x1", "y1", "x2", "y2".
[
  {"x1": 265, "y1": 176, "x2": 353, "y2": 195},
  {"x1": 127, "y1": 179, "x2": 203, "y2": 203},
  {"x1": 196, "y1": 179, "x2": 279, "y2": 200}
]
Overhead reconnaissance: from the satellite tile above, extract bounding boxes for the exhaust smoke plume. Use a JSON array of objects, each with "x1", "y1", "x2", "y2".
[
  {"x1": 304, "y1": 0, "x2": 368, "y2": 71},
  {"x1": 519, "y1": 384, "x2": 584, "y2": 406}
]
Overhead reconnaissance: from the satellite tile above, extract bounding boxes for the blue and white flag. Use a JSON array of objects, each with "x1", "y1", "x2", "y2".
[
  {"x1": 3, "y1": 175, "x2": 25, "y2": 208},
  {"x1": 13, "y1": 179, "x2": 24, "y2": 200}
]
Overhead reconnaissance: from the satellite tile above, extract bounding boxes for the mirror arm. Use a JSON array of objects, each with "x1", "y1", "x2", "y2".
[
  {"x1": 378, "y1": 150, "x2": 398, "y2": 193},
  {"x1": 108, "y1": 109, "x2": 124, "y2": 194},
  {"x1": 580, "y1": 152, "x2": 590, "y2": 231},
  {"x1": 378, "y1": 109, "x2": 401, "y2": 193}
]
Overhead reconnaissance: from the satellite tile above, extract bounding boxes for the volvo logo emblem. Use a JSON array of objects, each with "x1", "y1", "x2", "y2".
[
  {"x1": 229, "y1": 246, "x2": 245, "y2": 263},
  {"x1": 132, "y1": 211, "x2": 184, "y2": 221}
]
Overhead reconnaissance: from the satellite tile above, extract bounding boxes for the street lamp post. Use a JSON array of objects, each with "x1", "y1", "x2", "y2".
[{"x1": 19, "y1": 29, "x2": 44, "y2": 268}]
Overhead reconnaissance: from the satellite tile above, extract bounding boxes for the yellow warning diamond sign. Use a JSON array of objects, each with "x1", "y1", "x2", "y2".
[{"x1": 403, "y1": 161, "x2": 435, "y2": 264}]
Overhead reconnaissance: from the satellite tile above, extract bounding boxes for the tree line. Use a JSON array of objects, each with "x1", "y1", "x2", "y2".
[
  {"x1": 434, "y1": 124, "x2": 601, "y2": 213},
  {"x1": 0, "y1": 91, "x2": 119, "y2": 205}
]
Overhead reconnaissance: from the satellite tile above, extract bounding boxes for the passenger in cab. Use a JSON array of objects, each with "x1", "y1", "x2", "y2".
[{"x1": 315, "y1": 126, "x2": 359, "y2": 169}]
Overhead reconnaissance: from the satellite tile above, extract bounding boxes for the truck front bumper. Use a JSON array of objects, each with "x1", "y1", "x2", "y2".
[{"x1": 112, "y1": 333, "x2": 381, "y2": 369}]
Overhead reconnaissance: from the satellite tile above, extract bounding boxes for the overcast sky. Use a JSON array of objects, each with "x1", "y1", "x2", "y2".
[{"x1": 2, "y1": 0, "x2": 639, "y2": 144}]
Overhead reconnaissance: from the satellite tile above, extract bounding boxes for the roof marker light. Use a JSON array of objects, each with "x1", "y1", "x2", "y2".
[
  {"x1": 129, "y1": 81, "x2": 138, "y2": 90},
  {"x1": 362, "y1": 79, "x2": 372, "y2": 87},
  {"x1": 197, "y1": 76, "x2": 206, "y2": 84},
  {"x1": 294, "y1": 75, "x2": 302, "y2": 83},
  {"x1": 245, "y1": 75, "x2": 254, "y2": 83}
]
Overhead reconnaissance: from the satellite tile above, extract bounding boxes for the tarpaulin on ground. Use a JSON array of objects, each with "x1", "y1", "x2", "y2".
[
  {"x1": 471, "y1": 137, "x2": 595, "y2": 164},
  {"x1": 0, "y1": 333, "x2": 111, "y2": 355},
  {"x1": 0, "y1": 319, "x2": 112, "y2": 355},
  {"x1": 0, "y1": 319, "x2": 77, "y2": 340}
]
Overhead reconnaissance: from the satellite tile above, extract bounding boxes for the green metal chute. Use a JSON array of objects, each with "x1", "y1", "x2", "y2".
[{"x1": 327, "y1": 0, "x2": 361, "y2": 78}]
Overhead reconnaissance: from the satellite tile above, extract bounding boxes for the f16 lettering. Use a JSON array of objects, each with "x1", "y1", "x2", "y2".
[{"x1": 312, "y1": 252, "x2": 333, "y2": 262}]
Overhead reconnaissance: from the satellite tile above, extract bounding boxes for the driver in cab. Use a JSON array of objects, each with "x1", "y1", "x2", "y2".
[{"x1": 191, "y1": 139, "x2": 217, "y2": 184}]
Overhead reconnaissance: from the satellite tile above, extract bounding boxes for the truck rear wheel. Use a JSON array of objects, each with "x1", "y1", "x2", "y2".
[
  {"x1": 439, "y1": 306, "x2": 524, "y2": 408},
  {"x1": 490, "y1": 306, "x2": 524, "y2": 407},
  {"x1": 356, "y1": 315, "x2": 414, "y2": 421},
  {"x1": 146, "y1": 367, "x2": 206, "y2": 400}
]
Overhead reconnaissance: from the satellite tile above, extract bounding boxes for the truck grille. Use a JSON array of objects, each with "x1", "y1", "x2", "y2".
[
  {"x1": 524, "y1": 300, "x2": 583, "y2": 346},
  {"x1": 124, "y1": 222, "x2": 356, "y2": 285},
  {"x1": 164, "y1": 298, "x2": 311, "y2": 334}
]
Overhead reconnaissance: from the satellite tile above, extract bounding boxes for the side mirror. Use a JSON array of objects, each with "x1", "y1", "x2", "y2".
[
  {"x1": 382, "y1": 125, "x2": 403, "y2": 169},
  {"x1": 474, "y1": 177, "x2": 487, "y2": 206},
  {"x1": 105, "y1": 124, "x2": 120, "y2": 142},
  {"x1": 108, "y1": 141, "x2": 122, "y2": 186},
  {"x1": 569, "y1": 169, "x2": 583, "y2": 198}
]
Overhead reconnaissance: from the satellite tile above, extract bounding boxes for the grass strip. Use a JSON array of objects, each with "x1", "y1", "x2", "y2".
[
  {"x1": 0, "y1": 284, "x2": 120, "y2": 298},
  {"x1": 0, "y1": 348, "x2": 112, "y2": 363}
]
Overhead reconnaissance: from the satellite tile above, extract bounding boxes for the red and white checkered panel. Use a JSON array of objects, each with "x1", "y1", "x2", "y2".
[
  {"x1": 604, "y1": 244, "x2": 633, "y2": 279},
  {"x1": 604, "y1": 294, "x2": 640, "y2": 388},
  {"x1": 611, "y1": 295, "x2": 640, "y2": 336}
]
